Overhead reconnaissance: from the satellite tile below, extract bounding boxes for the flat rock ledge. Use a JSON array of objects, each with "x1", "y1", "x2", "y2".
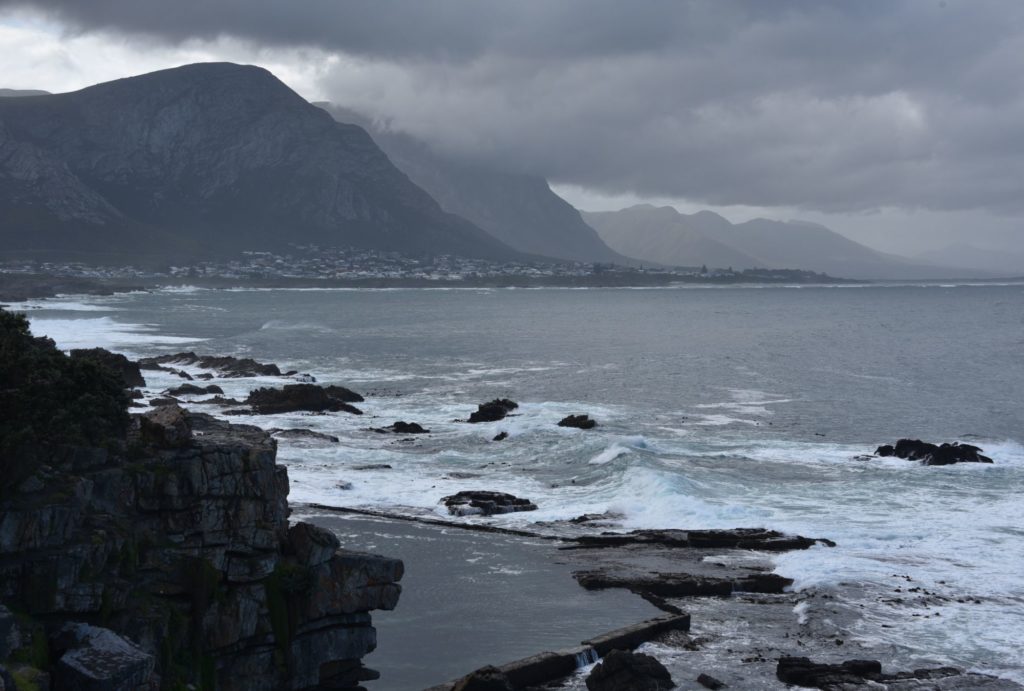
[
  {"x1": 777, "y1": 656, "x2": 1020, "y2": 690},
  {"x1": 0, "y1": 404, "x2": 402, "y2": 690},
  {"x1": 442, "y1": 490, "x2": 539, "y2": 516}
]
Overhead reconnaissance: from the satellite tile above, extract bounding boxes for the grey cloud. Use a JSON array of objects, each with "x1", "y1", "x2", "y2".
[{"x1": 5, "y1": 0, "x2": 1024, "y2": 215}]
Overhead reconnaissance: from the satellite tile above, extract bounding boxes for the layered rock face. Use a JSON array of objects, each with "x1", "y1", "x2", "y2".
[{"x1": 0, "y1": 404, "x2": 402, "y2": 690}]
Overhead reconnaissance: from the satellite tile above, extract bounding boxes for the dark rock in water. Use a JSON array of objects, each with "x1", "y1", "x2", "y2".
[
  {"x1": 559, "y1": 414, "x2": 597, "y2": 429},
  {"x1": 148, "y1": 397, "x2": 178, "y2": 407},
  {"x1": 374, "y1": 421, "x2": 430, "y2": 434},
  {"x1": 493, "y1": 431, "x2": 509, "y2": 441},
  {"x1": 452, "y1": 665, "x2": 514, "y2": 691},
  {"x1": 774, "y1": 657, "x2": 982, "y2": 688},
  {"x1": 442, "y1": 490, "x2": 538, "y2": 516},
  {"x1": 570, "y1": 512, "x2": 624, "y2": 525},
  {"x1": 139, "y1": 351, "x2": 283, "y2": 378},
  {"x1": 165, "y1": 383, "x2": 224, "y2": 396},
  {"x1": 190, "y1": 396, "x2": 246, "y2": 406},
  {"x1": 874, "y1": 439, "x2": 993, "y2": 465},
  {"x1": 129, "y1": 389, "x2": 144, "y2": 399},
  {"x1": 575, "y1": 570, "x2": 791, "y2": 598},
  {"x1": 697, "y1": 672, "x2": 726, "y2": 689},
  {"x1": 585, "y1": 649, "x2": 674, "y2": 691},
  {"x1": 69, "y1": 347, "x2": 145, "y2": 388},
  {"x1": 324, "y1": 384, "x2": 365, "y2": 403},
  {"x1": 268, "y1": 427, "x2": 340, "y2": 443},
  {"x1": 571, "y1": 528, "x2": 833, "y2": 551},
  {"x1": 247, "y1": 384, "x2": 363, "y2": 415},
  {"x1": 294, "y1": 373, "x2": 317, "y2": 383},
  {"x1": 777, "y1": 657, "x2": 883, "y2": 688},
  {"x1": 195, "y1": 372, "x2": 215, "y2": 380},
  {"x1": 468, "y1": 398, "x2": 518, "y2": 423},
  {"x1": 353, "y1": 464, "x2": 393, "y2": 471}
]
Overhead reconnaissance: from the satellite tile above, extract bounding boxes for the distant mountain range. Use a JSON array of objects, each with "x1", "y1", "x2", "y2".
[
  {"x1": 915, "y1": 243, "x2": 1024, "y2": 277},
  {"x1": 584, "y1": 205, "x2": 994, "y2": 279},
  {"x1": 317, "y1": 105, "x2": 625, "y2": 264},
  {"x1": 0, "y1": 63, "x2": 520, "y2": 263}
]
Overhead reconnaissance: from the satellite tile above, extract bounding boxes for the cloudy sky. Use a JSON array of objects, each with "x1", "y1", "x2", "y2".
[{"x1": 0, "y1": 0, "x2": 1022, "y2": 257}]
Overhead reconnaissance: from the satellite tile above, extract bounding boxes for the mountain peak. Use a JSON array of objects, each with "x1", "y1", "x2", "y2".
[{"x1": 0, "y1": 62, "x2": 520, "y2": 263}]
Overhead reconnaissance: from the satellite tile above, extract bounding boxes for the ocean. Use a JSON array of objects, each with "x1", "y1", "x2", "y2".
[{"x1": 13, "y1": 281, "x2": 1024, "y2": 685}]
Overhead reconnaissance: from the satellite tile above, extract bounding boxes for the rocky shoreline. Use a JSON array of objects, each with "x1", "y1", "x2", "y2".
[
  {"x1": 2, "y1": 309, "x2": 1021, "y2": 690},
  {"x1": 0, "y1": 310, "x2": 402, "y2": 690}
]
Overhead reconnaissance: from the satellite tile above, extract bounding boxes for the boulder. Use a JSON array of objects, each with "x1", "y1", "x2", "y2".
[
  {"x1": 138, "y1": 404, "x2": 192, "y2": 447},
  {"x1": 697, "y1": 672, "x2": 725, "y2": 689},
  {"x1": 288, "y1": 522, "x2": 341, "y2": 566},
  {"x1": 468, "y1": 399, "x2": 518, "y2": 423},
  {"x1": 493, "y1": 431, "x2": 509, "y2": 441},
  {"x1": 442, "y1": 490, "x2": 538, "y2": 516},
  {"x1": 874, "y1": 439, "x2": 993, "y2": 465},
  {"x1": 452, "y1": 665, "x2": 514, "y2": 691},
  {"x1": 585, "y1": 649, "x2": 674, "y2": 691},
  {"x1": 776, "y1": 657, "x2": 976, "y2": 688},
  {"x1": 53, "y1": 623, "x2": 155, "y2": 691},
  {"x1": 374, "y1": 421, "x2": 429, "y2": 434},
  {"x1": 246, "y1": 384, "x2": 363, "y2": 415},
  {"x1": 559, "y1": 414, "x2": 597, "y2": 429},
  {"x1": 165, "y1": 383, "x2": 224, "y2": 396},
  {"x1": 69, "y1": 347, "x2": 145, "y2": 388},
  {"x1": 324, "y1": 385, "x2": 365, "y2": 403}
]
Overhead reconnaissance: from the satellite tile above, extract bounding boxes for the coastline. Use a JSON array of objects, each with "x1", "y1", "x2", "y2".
[{"x1": 4, "y1": 291, "x2": 1024, "y2": 689}]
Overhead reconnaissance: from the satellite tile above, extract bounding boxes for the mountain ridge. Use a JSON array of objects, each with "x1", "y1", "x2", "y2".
[
  {"x1": 0, "y1": 63, "x2": 523, "y2": 263},
  {"x1": 318, "y1": 104, "x2": 629, "y2": 264},
  {"x1": 584, "y1": 204, "x2": 993, "y2": 279}
]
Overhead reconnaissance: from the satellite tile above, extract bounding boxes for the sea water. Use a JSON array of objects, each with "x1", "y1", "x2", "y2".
[{"x1": 13, "y1": 282, "x2": 1024, "y2": 683}]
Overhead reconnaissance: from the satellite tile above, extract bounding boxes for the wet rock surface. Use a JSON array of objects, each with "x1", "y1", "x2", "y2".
[
  {"x1": 875, "y1": 439, "x2": 993, "y2": 465},
  {"x1": 776, "y1": 656, "x2": 1013, "y2": 689},
  {"x1": 268, "y1": 427, "x2": 341, "y2": 442},
  {"x1": 468, "y1": 399, "x2": 518, "y2": 423},
  {"x1": 442, "y1": 490, "x2": 539, "y2": 516},
  {"x1": 585, "y1": 649, "x2": 674, "y2": 691},
  {"x1": 374, "y1": 421, "x2": 430, "y2": 434},
  {"x1": 558, "y1": 414, "x2": 597, "y2": 429},
  {"x1": 165, "y1": 382, "x2": 224, "y2": 396},
  {"x1": 138, "y1": 351, "x2": 284, "y2": 378}
]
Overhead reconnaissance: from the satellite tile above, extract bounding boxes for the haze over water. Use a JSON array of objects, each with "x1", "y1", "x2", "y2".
[{"x1": 19, "y1": 282, "x2": 1024, "y2": 683}]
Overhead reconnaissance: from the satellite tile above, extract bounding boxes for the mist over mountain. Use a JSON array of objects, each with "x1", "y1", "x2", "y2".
[
  {"x1": 584, "y1": 205, "x2": 992, "y2": 280},
  {"x1": 318, "y1": 104, "x2": 626, "y2": 264},
  {"x1": 0, "y1": 63, "x2": 521, "y2": 263}
]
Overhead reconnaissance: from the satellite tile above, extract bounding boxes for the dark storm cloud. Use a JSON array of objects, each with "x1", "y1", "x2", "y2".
[{"x1": 5, "y1": 0, "x2": 1024, "y2": 215}]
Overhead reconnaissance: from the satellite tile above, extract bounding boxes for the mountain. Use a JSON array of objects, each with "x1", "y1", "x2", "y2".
[
  {"x1": 318, "y1": 105, "x2": 627, "y2": 264},
  {"x1": 916, "y1": 243, "x2": 1024, "y2": 277},
  {"x1": 584, "y1": 205, "x2": 983, "y2": 279},
  {"x1": 0, "y1": 89, "x2": 50, "y2": 98},
  {"x1": 0, "y1": 63, "x2": 521, "y2": 263},
  {"x1": 583, "y1": 206, "x2": 760, "y2": 270}
]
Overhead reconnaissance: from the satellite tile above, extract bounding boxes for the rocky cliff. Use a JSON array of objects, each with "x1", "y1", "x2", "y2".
[
  {"x1": 0, "y1": 309, "x2": 403, "y2": 690},
  {"x1": 0, "y1": 63, "x2": 519, "y2": 263}
]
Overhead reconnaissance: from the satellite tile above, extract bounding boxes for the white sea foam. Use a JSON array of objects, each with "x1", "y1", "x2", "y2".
[{"x1": 27, "y1": 317, "x2": 206, "y2": 350}]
